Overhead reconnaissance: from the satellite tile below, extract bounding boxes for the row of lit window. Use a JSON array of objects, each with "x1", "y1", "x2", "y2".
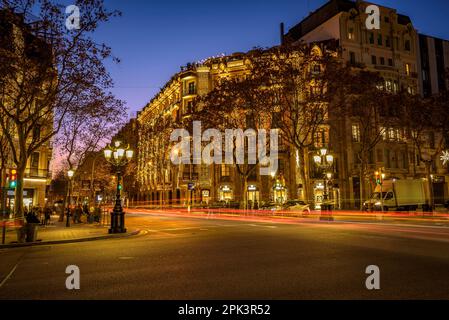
[
  {"x1": 347, "y1": 28, "x2": 412, "y2": 52},
  {"x1": 352, "y1": 125, "x2": 431, "y2": 144}
]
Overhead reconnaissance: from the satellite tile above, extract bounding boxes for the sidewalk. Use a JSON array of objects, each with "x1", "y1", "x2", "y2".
[{"x1": 0, "y1": 216, "x2": 140, "y2": 249}]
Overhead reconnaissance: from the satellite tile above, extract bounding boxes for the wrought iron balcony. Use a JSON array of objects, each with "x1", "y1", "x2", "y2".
[{"x1": 24, "y1": 168, "x2": 51, "y2": 179}]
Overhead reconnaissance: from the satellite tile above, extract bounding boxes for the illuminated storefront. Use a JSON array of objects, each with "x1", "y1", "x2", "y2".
[
  {"x1": 272, "y1": 177, "x2": 287, "y2": 204},
  {"x1": 201, "y1": 189, "x2": 210, "y2": 204},
  {"x1": 247, "y1": 185, "x2": 260, "y2": 208},
  {"x1": 313, "y1": 182, "x2": 325, "y2": 209},
  {"x1": 219, "y1": 185, "x2": 233, "y2": 201}
]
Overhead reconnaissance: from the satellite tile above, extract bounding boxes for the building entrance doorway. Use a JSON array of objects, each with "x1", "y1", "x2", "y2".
[{"x1": 247, "y1": 185, "x2": 259, "y2": 209}]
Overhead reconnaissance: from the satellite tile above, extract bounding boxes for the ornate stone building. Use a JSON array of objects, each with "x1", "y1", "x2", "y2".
[
  {"x1": 0, "y1": 9, "x2": 53, "y2": 209},
  {"x1": 284, "y1": 0, "x2": 448, "y2": 209},
  {"x1": 136, "y1": 49, "x2": 313, "y2": 207},
  {"x1": 136, "y1": 0, "x2": 449, "y2": 209}
]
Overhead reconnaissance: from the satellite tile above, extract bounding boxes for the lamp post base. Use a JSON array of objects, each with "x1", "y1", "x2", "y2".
[
  {"x1": 320, "y1": 204, "x2": 334, "y2": 221},
  {"x1": 109, "y1": 206, "x2": 126, "y2": 234},
  {"x1": 109, "y1": 228, "x2": 127, "y2": 234}
]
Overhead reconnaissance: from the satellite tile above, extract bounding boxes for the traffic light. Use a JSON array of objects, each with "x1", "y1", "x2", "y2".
[
  {"x1": 9, "y1": 169, "x2": 17, "y2": 189},
  {"x1": 118, "y1": 184, "x2": 122, "y2": 191},
  {"x1": 374, "y1": 171, "x2": 382, "y2": 185}
]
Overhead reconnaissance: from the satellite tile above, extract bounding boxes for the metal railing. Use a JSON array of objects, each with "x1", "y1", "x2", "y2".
[{"x1": 24, "y1": 168, "x2": 51, "y2": 179}]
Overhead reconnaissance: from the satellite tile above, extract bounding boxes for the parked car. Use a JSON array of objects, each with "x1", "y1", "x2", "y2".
[
  {"x1": 208, "y1": 201, "x2": 240, "y2": 209},
  {"x1": 281, "y1": 200, "x2": 311, "y2": 214},
  {"x1": 259, "y1": 202, "x2": 280, "y2": 211}
]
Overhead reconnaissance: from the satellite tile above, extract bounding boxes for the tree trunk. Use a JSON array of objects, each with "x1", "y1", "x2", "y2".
[
  {"x1": 242, "y1": 176, "x2": 248, "y2": 210},
  {"x1": 90, "y1": 156, "x2": 97, "y2": 208},
  {"x1": 1, "y1": 166, "x2": 6, "y2": 220},
  {"x1": 360, "y1": 163, "x2": 365, "y2": 211},
  {"x1": 297, "y1": 149, "x2": 310, "y2": 202},
  {"x1": 14, "y1": 162, "x2": 27, "y2": 223},
  {"x1": 425, "y1": 162, "x2": 434, "y2": 212},
  {"x1": 0, "y1": 166, "x2": 5, "y2": 189}
]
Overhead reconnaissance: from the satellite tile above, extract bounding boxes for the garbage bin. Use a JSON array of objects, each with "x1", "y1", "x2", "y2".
[
  {"x1": 25, "y1": 223, "x2": 39, "y2": 242},
  {"x1": 16, "y1": 226, "x2": 27, "y2": 243}
]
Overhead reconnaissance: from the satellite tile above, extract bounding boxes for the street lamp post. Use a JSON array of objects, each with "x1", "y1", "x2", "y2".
[
  {"x1": 313, "y1": 148, "x2": 334, "y2": 220},
  {"x1": 66, "y1": 169, "x2": 74, "y2": 227},
  {"x1": 104, "y1": 140, "x2": 133, "y2": 234},
  {"x1": 380, "y1": 172, "x2": 385, "y2": 212}
]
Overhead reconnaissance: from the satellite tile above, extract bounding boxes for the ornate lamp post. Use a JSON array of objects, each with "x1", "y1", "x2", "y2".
[
  {"x1": 104, "y1": 140, "x2": 133, "y2": 234},
  {"x1": 313, "y1": 148, "x2": 334, "y2": 219},
  {"x1": 66, "y1": 169, "x2": 75, "y2": 228}
]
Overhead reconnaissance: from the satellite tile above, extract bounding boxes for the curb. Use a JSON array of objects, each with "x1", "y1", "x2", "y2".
[{"x1": 0, "y1": 229, "x2": 141, "y2": 249}]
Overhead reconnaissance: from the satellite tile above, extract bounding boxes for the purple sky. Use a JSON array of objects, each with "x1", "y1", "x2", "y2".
[{"x1": 92, "y1": 0, "x2": 449, "y2": 117}]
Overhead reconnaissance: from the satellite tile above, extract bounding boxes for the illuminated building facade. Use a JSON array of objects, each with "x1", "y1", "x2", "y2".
[
  {"x1": 0, "y1": 9, "x2": 53, "y2": 209},
  {"x1": 136, "y1": 53, "x2": 299, "y2": 207},
  {"x1": 284, "y1": 0, "x2": 448, "y2": 208}
]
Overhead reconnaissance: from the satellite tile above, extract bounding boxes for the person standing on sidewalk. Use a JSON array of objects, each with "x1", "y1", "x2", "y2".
[
  {"x1": 74, "y1": 204, "x2": 83, "y2": 223},
  {"x1": 44, "y1": 207, "x2": 51, "y2": 226},
  {"x1": 56, "y1": 204, "x2": 64, "y2": 222},
  {"x1": 83, "y1": 204, "x2": 89, "y2": 222}
]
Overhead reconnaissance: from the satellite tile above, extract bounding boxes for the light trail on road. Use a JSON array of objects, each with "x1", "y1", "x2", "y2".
[{"x1": 125, "y1": 208, "x2": 449, "y2": 244}]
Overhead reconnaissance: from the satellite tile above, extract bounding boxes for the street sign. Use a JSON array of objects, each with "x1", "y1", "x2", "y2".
[{"x1": 188, "y1": 182, "x2": 195, "y2": 191}]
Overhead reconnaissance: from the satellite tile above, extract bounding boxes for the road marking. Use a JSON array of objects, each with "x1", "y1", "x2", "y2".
[
  {"x1": 247, "y1": 224, "x2": 277, "y2": 229},
  {"x1": 149, "y1": 227, "x2": 213, "y2": 232},
  {"x1": 164, "y1": 227, "x2": 199, "y2": 231},
  {"x1": 118, "y1": 257, "x2": 135, "y2": 260},
  {"x1": 0, "y1": 263, "x2": 19, "y2": 289}
]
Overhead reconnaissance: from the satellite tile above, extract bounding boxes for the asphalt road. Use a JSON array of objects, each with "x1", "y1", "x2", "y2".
[{"x1": 1, "y1": 212, "x2": 449, "y2": 299}]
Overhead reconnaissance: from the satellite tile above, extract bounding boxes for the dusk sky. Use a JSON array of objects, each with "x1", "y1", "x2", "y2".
[{"x1": 93, "y1": 0, "x2": 449, "y2": 117}]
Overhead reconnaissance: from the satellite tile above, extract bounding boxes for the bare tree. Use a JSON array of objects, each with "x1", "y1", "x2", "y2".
[
  {"x1": 57, "y1": 89, "x2": 125, "y2": 210},
  {"x1": 338, "y1": 70, "x2": 400, "y2": 209},
  {"x1": 57, "y1": 89, "x2": 126, "y2": 178},
  {"x1": 195, "y1": 51, "x2": 274, "y2": 209},
  {"x1": 0, "y1": 0, "x2": 121, "y2": 219},
  {"x1": 250, "y1": 44, "x2": 347, "y2": 202},
  {"x1": 399, "y1": 88, "x2": 449, "y2": 210}
]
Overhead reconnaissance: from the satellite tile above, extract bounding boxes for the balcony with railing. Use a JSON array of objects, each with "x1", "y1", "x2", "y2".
[
  {"x1": 24, "y1": 168, "x2": 51, "y2": 179},
  {"x1": 374, "y1": 65, "x2": 396, "y2": 71}
]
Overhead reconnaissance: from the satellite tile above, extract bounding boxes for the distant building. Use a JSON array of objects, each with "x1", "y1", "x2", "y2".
[
  {"x1": 418, "y1": 34, "x2": 449, "y2": 97},
  {"x1": 283, "y1": 0, "x2": 430, "y2": 209},
  {"x1": 285, "y1": 0, "x2": 419, "y2": 95}
]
